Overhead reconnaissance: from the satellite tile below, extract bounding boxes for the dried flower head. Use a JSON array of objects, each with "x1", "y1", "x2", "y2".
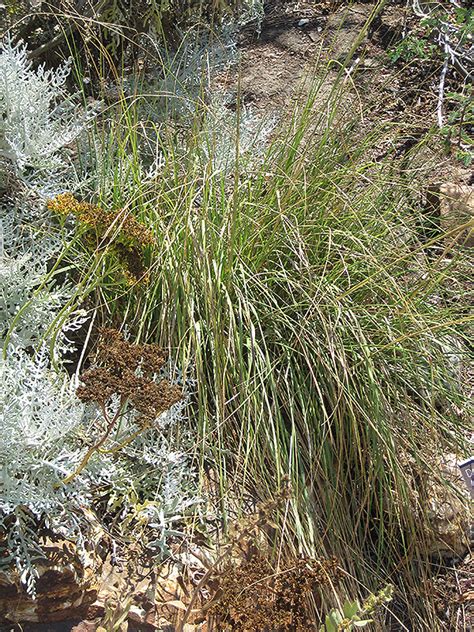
[
  {"x1": 77, "y1": 328, "x2": 181, "y2": 425},
  {"x1": 61, "y1": 329, "x2": 182, "y2": 486},
  {"x1": 207, "y1": 554, "x2": 342, "y2": 631},
  {"x1": 48, "y1": 193, "x2": 154, "y2": 247}
]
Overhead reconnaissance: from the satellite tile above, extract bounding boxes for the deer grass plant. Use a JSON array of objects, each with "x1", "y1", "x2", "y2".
[{"x1": 57, "y1": 46, "x2": 473, "y2": 627}]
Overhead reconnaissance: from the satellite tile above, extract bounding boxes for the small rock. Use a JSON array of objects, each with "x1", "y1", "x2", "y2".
[
  {"x1": 72, "y1": 623, "x2": 99, "y2": 632},
  {"x1": 0, "y1": 510, "x2": 105, "y2": 626},
  {"x1": 128, "y1": 604, "x2": 147, "y2": 624},
  {"x1": 0, "y1": 540, "x2": 102, "y2": 624},
  {"x1": 427, "y1": 454, "x2": 471, "y2": 559},
  {"x1": 440, "y1": 183, "x2": 474, "y2": 247},
  {"x1": 363, "y1": 57, "x2": 377, "y2": 69}
]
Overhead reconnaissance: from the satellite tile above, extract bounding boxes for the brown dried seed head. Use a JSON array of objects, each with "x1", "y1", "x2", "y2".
[
  {"x1": 130, "y1": 381, "x2": 182, "y2": 421},
  {"x1": 77, "y1": 329, "x2": 181, "y2": 420},
  {"x1": 76, "y1": 367, "x2": 119, "y2": 403},
  {"x1": 207, "y1": 554, "x2": 341, "y2": 631}
]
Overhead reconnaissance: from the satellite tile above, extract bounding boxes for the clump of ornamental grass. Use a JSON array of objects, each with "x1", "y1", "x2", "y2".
[{"x1": 58, "y1": 40, "x2": 471, "y2": 629}]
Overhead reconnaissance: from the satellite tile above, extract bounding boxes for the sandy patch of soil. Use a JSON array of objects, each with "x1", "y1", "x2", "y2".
[{"x1": 217, "y1": 0, "x2": 472, "y2": 188}]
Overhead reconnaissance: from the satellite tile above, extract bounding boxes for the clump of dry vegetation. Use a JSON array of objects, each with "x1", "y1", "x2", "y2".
[{"x1": 207, "y1": 554, "x2": 341, "y2": 631}]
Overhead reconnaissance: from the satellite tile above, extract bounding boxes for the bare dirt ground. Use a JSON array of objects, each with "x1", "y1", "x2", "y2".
[{"x1": 218, "y1": 0, "x2": 472, "y2": 187}]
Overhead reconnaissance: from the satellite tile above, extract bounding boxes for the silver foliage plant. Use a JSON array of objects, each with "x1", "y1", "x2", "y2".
[
  {"x1": 0, "y1": 347, "x2": 193, "y2": 595},
  {"x1": 0, "y1": 349, "x2": 87, "y2": 594},
  {"x1": 0, "y1": 37, "x2": 86, "y2": 352},
  {"x1": 0, "y1": 250, "x2": 66, "y2": 351},
  {"x1": 0, "y1": 181, "x2": 81, "y2": 355},
  {"x1": 0, "y1": 38, "x2": 96, "y2": 188},
  {"x1": 0, "y1": 39, "x2": 196, "y2": 596}
]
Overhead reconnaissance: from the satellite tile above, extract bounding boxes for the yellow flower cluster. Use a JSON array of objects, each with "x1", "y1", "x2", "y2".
[{"x1": 47, "y1": 193, "x2": 155, "y2": 248}]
